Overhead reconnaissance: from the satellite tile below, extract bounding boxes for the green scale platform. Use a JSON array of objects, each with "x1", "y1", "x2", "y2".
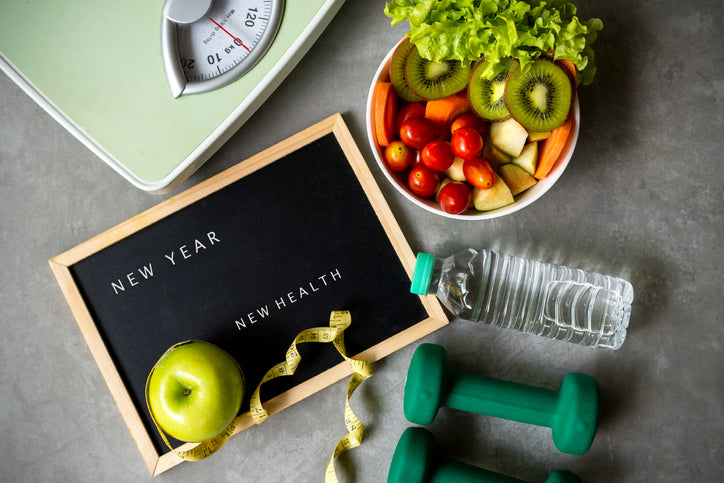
[{"x1": 0, "y1": 0, "x2": 345, "y2": 192}]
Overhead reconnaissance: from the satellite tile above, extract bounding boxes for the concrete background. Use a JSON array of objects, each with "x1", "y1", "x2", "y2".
[{"x1": 1, "y1": 1, "x2": 722, "y2": 481}]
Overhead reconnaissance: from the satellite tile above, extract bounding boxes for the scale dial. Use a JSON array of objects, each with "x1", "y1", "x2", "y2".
[{"x1": 162, "y1": 0, "x2": 284, "y2": 97}]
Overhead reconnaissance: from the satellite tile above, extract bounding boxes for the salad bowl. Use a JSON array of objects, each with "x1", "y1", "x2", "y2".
[{"x1": 366, "y1": 38, "x2": 580, "y2": 220}]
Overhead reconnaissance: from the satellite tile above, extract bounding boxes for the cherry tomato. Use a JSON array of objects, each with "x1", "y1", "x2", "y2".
[
  {"x1": 451, "y1": 126, "x2": 484, "y2": 161},
  {"x1": 451, "y1": 113, "x2": 487, "y2": 136},
  {"x1": 411, "y1": 148, "x2": 425, "y2": 169},
  {"x1": 395, "y1": 103, "x2": 426, "y2": 133},
  {"x1": 408, "y1": 166, "x2": 440, "y2": 198},
  {"x1": 463, "y1": 157, "x2": 496, "y2": 189},
  {"x1": 384, "y1": 140, "x2": 413, "y2": 172},
  {"x1": 421, "y1": 140, "x2": 455, "y2": 171},
  {"x1": 438, "y1": 181, "x2": 472, "y2": 214},
  {"x1": 400, "y1": 117, "x2": 441, "y2": 150}
]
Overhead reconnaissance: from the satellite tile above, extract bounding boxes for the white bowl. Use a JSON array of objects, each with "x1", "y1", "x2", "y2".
[{"x1": 366, "y1": 39, "x2": 580, "y2": 220}]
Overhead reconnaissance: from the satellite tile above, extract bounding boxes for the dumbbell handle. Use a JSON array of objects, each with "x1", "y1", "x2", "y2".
[
  {"x1": 445, "y1": 370, "x2": 559, "y2": 428},
  {"x1": 434, "y1": 460, "x2": 580, "y2": 483},
  {"x1": 433, "y1": 458, "x2": 527, "y2": 482},
  {"x1": 432, "y1": 458, "x2": 534, "y2": 482}
]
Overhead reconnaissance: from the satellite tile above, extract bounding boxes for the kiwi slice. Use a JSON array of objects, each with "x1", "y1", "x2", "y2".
[
  {"x1": 504, "y1": 59, "x2": 572, "y2": 132},
  {"x1": 468, "y1": 57, "x2": 518, "y2": 121},
  {"x1": 404, "y1": 46, "x2": 471, "y2": 100},
  {"x1": 389, "y1": 38, "x2": 424, "y2": 102}
]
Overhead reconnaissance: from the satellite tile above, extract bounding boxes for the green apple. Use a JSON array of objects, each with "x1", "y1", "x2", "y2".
[{"x1": 146, "y1": 340, "x2": 244, "y2": 443}]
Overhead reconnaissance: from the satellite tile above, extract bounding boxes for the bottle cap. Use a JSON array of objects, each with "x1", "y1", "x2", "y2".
[{"x1": 410, "y1": 253, "x2": 435, "y2": 295}]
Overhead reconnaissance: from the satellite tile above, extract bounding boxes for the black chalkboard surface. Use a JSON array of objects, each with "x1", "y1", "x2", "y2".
[{"x1": 50, "y1": 115, "x2": 447, "y2": 476}]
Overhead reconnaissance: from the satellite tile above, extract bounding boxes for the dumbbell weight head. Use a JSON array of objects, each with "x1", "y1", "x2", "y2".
[
  {"x1": 551, "y1": 372, "x2": 600, "y2": 455},
  {"x1": 388, "y1": 427, "x2": 520, "y2": 482},
  {"x1": 388, "y1": 426, "x2": 583, "y2": 483},
  {"x1": 403, "y1": 343, "x2": 448, "y2": 425},
  {"x1": 546, "y1": 470, "x2": 583, "y2": 483},
  {"x1": 387, "y1": 427, "x2": 436, "y2": 483}
]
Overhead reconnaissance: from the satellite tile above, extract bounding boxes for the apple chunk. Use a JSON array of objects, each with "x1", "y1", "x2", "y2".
[
  {"x1": 499, "y1": 163, "x2": 538, "y2": 196},
  {"x1": 490, "y1": 118, "x2": 529, "y2": 157},
  {"x1": 472, "y1": 174, "x2": 514, "y2": 211},
  {"x1": 444, "y1": 156, "x2": 466, "y2": 182},
  {"x1": 511, "y1": 141, "x2": 538, "y2": 175},
  {"x1": 482, "y1": 133, "x2": 512, "y2": 169},
  {"x1": 527, "y1": 130, "x2": 552, "y2": 142}
]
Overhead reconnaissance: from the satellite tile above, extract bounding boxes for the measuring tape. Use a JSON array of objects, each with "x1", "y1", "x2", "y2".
[{"x1": 147, "y1": 310, "x2": 372, "y2": 481}]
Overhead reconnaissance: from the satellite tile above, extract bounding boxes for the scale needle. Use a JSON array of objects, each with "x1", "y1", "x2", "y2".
[{"x1": 208, "y1": 17, "x2": 250, "y2": 51}]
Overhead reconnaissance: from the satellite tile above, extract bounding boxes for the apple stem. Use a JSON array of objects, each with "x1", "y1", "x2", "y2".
[{"x1": 184, "y1": 388, "x2": 191, "y2": 395}]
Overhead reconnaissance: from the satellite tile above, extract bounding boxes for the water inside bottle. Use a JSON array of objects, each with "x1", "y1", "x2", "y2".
[
  {"x1": 427, "y1": 248, "x2": 633, "y2": 349},
  {"x1": 541, "y1": 280, "x2": 632, "y2": 349}
]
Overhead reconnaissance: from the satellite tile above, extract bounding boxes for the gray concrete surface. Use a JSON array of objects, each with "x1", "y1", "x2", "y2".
[{"x1": 1, "y1": 1, "x2": 722, "y2": 482}]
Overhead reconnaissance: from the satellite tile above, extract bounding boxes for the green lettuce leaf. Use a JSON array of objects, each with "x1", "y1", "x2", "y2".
[{"x1": 384, "y1": 0, "x2": 603, "y2": 85}]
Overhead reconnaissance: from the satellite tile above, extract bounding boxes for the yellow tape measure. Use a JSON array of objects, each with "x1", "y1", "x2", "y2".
[{"x1": 147, "y1": 310, "x2": 372, "y2": 481}]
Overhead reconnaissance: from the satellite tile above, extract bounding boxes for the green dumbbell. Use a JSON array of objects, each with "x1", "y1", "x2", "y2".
[
  {"x1": 404, "y1": 344, "x2": 599, "y2": 455},
  {"x1": 388, "y1": 427, "x2": 581, "y2": 483}
]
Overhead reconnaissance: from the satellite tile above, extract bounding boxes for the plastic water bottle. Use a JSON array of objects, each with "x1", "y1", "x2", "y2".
[{"x1": 411, "y1": 249, "x2": 633, "y2": 349}]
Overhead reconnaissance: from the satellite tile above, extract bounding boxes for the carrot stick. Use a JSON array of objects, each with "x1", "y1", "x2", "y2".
[
  {"x1": 425, "y1": 92, "x2": 471, "y2": 134},
  {"x1": 534, "y1": 117, "x2": 572, "y2": 179},
  {"x1": 375, "y1": 82, "x2": 398, "y2": 147},
  {"x1": 558, "y1": 59, "x2": 577, "y2": 85},
  {"x1": 556, "y1": 59, "x2": 577, "y2": 118}
]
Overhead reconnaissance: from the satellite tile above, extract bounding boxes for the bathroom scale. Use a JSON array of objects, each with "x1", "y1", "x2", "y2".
[{"x1": 0, "y1": 0, "x2": 345, "y2": 192}]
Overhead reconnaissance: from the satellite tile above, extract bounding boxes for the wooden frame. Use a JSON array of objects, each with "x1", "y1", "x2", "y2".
[{"x1": 49, "y1": 114, "x2": 448, "y2": 476}]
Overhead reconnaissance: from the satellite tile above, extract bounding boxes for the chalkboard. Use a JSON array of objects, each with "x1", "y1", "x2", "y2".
[{"x1": 49, "y1": 114, "x2": 448, "y2": 476}]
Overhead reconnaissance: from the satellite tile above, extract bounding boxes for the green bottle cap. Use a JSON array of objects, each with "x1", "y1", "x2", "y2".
[{"x1": 410, "y1": 252, "x2": 435, "y2": 295}]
